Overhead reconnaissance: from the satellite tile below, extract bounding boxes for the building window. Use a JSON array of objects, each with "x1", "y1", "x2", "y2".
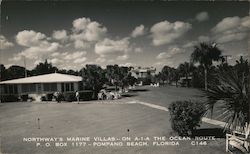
[
  {"x1": 66, "y1": 83, "x2": 70, "y2": 91},
  {"x1": 44, "y1": 83, "x2": 49, "y2": 91},
  {"x1": 14, "y1": 85, "x2": 18, "y2": 94},
  {"x1": 1, "y1": 85, "x2": 17, "y2": 94},
  {"x1": 21, "y1": 84, "x2": 27, "y2": 93},
  {"x1": 4, "y1": 85, "x2": 8, "y2": 94},
  {"x1": 9, "y1": 85, "x2": 14, "y2": 94},
  {"x1": 44, "y1": 83, "x2": 57, "y2": 92},
  {"x1": 21, "y1": 84, "x2": 36, "y2": 93},
  {"x1": 65, "y1": 83, "x2": 74, "y2": 92},
  {"x1": 37, "y1": 84, "x2": 41, "y2": 92},
  {"x1": 30, "y1": 84, "x2": 36, "y2": 92},
  {"x1": 71, "y1": 83, "x2": 74, "y2": 91},
  {"x1": 51, "y1": 83, "x2": 57, "y2": 91},
  {"x1": 61, "y1": 83, "x2": 64, "y2": 92}
]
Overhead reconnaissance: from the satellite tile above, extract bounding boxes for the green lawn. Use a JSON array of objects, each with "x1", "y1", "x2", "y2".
[
  {"x1": 129, "y1": 85, "x2": 223, "y2": 120},
  {"x1": 128, "y1": 85, "x2": 207, "y2": 108},
  {"x1": 0, "y1": 86, "x2": 227, "y2": 154}
]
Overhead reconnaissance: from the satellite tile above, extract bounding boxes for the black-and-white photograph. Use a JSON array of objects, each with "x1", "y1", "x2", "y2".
[{"x1": 0, "y1": 1, "x2": 249, "y2": 154}]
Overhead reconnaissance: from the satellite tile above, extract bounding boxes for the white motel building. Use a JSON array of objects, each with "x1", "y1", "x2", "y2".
[
  {"x1": 131, "y1": 67, "x2": 156, "y2": 79},
  {"x1": 0, "y1": 73, "x2": 82, "y2": 97}
]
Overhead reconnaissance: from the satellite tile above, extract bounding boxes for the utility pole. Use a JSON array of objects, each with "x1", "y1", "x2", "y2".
[{"x1": 23, "y1": 56, "x2": 27, "y2": 77}]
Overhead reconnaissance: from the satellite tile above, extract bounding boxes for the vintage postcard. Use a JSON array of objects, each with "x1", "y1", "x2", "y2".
[{"x1": 0, "y1": 1, "x2": 249, "y2": 154}]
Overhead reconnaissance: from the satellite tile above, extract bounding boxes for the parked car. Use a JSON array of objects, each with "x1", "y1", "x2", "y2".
[{"x1": 98, "y1": 86, "x2": 122, "y2": 100}]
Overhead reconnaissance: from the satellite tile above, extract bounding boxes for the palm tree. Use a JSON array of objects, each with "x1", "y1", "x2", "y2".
[
  {"x1": 161, "y1": 66, "x2": 172, "y2": 84},
  {"x1": 206, "y1": 60, "x2": 250, "y2": 130},
  {"x1": 178, "y1": 62, "x2": 193, "y2": 87},
  {"x1": 191, "y1": 65, "x2": 205, "y2": 88},
  {"x1": 191, "y1": 42, "x2": 222, "y2": 90},
  {"x1": 235, "y1": 56, "x2": 249, "y2": 80}
]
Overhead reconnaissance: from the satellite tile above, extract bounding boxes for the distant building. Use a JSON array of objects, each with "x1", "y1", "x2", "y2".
[
  {"x1": 0, "y1": 73, "x2": 82, "y2": 97},
  {"x1": 131, "y1": 67, "x2": 156, "y2": 79},
  {"x1": 178, "y1": 76, "x2": 192, "y2": 87}
]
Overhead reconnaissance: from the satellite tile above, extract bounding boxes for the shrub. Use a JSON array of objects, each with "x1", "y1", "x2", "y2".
[
  {"x1": 0, "y1": 94, "x2": 19, "y2": 102},
  {"x1": 79, "y1": 91, "x2": 93, "y2": 101},
  {"x1": 55, "y1": 92, "x2": 64, "y2": 102},
  {"x1": 20, "y1": 95, "x2": 29, "y2": 101},
  {"x1": 46, "y1": 93, "x2": 54, "y2": 101},
  {"x1": 41, "y1": 93, "x2": 54, "y2": 101},
  {"x1": 41, "y1": 96, "x2": 46, "y2": 101},
  {"x1": 168, "y1": 100, "x2": 206, "y2": 136},
  {"x1": 63, "y1": 92, "x2": 76, "y2": 102}
]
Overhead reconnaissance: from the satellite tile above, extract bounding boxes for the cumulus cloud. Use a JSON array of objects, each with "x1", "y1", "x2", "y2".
[
  {"x1": 73, "y1": 18, "x2": 91, "y2": 31},
  {"x1": 195, "y1": 12, "x2": 209, "y2": 22},
  {"x1": 13, "y1": 30, "x2": 61, "y2": 61},
  {"x1": 52, "y1": 30, "x2": 68, "y2": 42},
  {"x1": 156, "y1": 52, "x2": 169, "y2": 59},
  {"x1": 51, "y1": 52, "x2": 60, "y2": 57},
  {"x1": 154, "y1": 61, "x2": 165, "y2": 66},
  {"x1": 73, "y1": 57, "x2": 87, "y2": 64},
  {"x1": 150, "y1": 20, "x2": 192, "y2": 46},
  {"x1": 134, "y1": 47, "x2": 143, "y2": 53},
  {"x1": 63, "y1": 51, "x2": 87, "y2": 60},
  {"x1": 74, "y1": 40, "x2": 91, "y2": 49},
  {"x1": 48, "y1": 58, "x2": 62, "y2": 65},
  {"x1": 117, "y1": 54, "x2": 129, "y2": 61},
  {"x1": 70, "y1": 17, "x2": 107, "y2": 49},
  {"x1": 212, "y1": 16, "x2": 240, "y2": 33},
  {"x1": 119, "y1": 62, "x2": 136, "y2": 67},
  {"x1": 156, "y1": 47, "x2": 185, "y2": 59},
  {"x1": 182, "y1": 36, "x2": 210, "y2": 49},
  {"x1": 154, "y1": 61, "x2": 174, "y2": 68},
  {"x1": 198, "y1": 35, "x2": 210, "y2": 42},
  {"x1": 95, "y1": 38, "x2": 130, "y2": 56},
  {"x1": 16, "y1": 30, "x2": 47, "y2": 47},
  {"x1": 94, "y1": 37, "x2": 133, "y2": 64},
  {"x1": 48, "y1": 51, "x2": 87, "y2": 67},
  {"x1": 211, "y1": 16, "x2": 250, "y2": 43},
  {"x1": 95, "y1": 57, "x2": 106, "y2": 63},
  {"x1": 182, "y1": 41, "x2": 197, "y2": 48},
  {"x1": 131, "y1": 25, "x2": 145, "y2": 38},
  {"x1": 19, "y1": 43, "x2": 60, "y2": 59},
  {"x1": 0, "y1": 35, "x2": 14, "y2": 49},
  {"x1": 10, "y1": 56, "x2": 22, "y2": 62}
]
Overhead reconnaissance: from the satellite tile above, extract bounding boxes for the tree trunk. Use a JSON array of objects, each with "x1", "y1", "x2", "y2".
[
  {"x1": 92, "y1": 86, "x2": 96, "y2": 99},
  {"x1": 204, "y1": 68, "x2": 208, "y2": 91}
]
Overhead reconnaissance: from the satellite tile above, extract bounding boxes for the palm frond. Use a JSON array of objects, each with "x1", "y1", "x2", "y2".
[{"x1": 206, "y1": 67, "x2": 249, "y2": 130}]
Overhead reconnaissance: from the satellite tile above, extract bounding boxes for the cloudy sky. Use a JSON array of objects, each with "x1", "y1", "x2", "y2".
[{"x1": 0, "y1": 1, "x2": 249, "y2": 71}]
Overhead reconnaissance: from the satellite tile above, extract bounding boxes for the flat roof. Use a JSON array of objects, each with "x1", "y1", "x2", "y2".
[{"x1": 0, "y1": 73, "x2": 82, "y2": 84}]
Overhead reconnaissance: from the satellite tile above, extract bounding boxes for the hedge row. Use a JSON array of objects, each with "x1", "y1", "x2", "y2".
[
  {"x1": 42, "y1": 91, "x2": 93, "y2": 102},
  {"x1": 1, "y1": 91, "x2": 94, "y2": 103}
]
